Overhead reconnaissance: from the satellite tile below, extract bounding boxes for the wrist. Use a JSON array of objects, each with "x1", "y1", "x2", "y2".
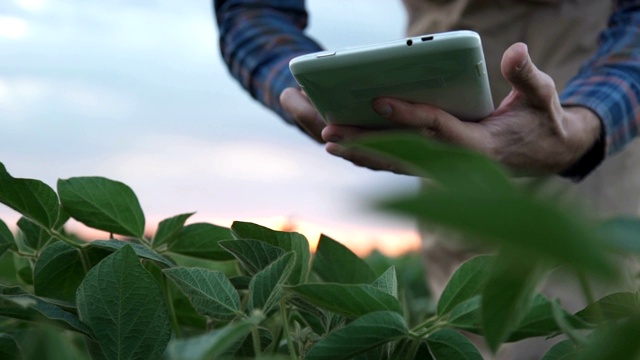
[{"x1": 560, "y1": 106, "x2": 604, "y2": 177}]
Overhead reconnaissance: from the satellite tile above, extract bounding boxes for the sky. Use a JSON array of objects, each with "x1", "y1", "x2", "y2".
[{"x1": 0, "y1": 0, "x2": 422, "y2": 255}]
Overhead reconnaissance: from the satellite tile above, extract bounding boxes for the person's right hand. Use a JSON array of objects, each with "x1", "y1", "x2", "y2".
[{"x1": 280, "y1": 87, "x2": 326, "y2": 143}]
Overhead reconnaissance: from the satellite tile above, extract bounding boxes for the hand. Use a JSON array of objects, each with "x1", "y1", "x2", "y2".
[
  {"x1": 321, "y1": 43, "x2": 602, "y2": 176},
  {"x1": 280, "y1": 87, "x2": 326, "y2": 143}
]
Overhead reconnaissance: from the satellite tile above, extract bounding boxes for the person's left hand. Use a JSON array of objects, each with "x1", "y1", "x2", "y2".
[{"x1": 321, "y1": 42, "x2": 602, "y2": 176}]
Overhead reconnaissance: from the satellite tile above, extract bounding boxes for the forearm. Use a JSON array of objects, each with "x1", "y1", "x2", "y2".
[
  {"x1": 214, "y1": 0, "x2": 323, "y2": 123},
  {"x1": 559, "y1": 0, "x2": 640, "y2": 178}
]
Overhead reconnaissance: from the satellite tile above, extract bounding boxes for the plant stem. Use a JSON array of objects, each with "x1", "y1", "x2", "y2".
[
  {"x1": 48, "y1": 229, "x2": 84, "y2": 249},
  {"x1": 577, "y1": 271, "x2": 603, "y2": 323},
  {"x1": 281, "y1": 298, "x2": 297, "y2": 360},
  {"x1": 161, "y1": 274, "x2": 181, "y2": 338},
  {"x1": 11, "y1": 250, "x2": 37, "y2": 259},
  {"x1": 410, "y1": 314, "x2": 439, "y2": 333},
  {"x1": 77, "y1": 248, "x2": 91, "y2": 273},
  {"x1": 251, "y1": 326, "x2": 262, "y2": 358}
]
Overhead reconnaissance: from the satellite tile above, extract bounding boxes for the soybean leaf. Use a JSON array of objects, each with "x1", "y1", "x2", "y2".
[
  {"x1": 312, "y1": 234, "x2": 376, "y2": 284},
  {"x1": 57, "y1": 176, "x2": 145, "y2": 237},
  {"x1": 163, "y1": 267, "x2": 241, "y2": 320},
  {"x1": 0, "y1": 162, "x2": 60, "y2": 229},
  {"x1": 597, "y1": 217, "x2": 640, "y2": 253},
  {"x1": 371, "y1": 266, "x2": 398, "y2": 299},
  {"x1": 76, "y1": 245, "x2": 171, "y2": 360},
  {"x1": 541, "y1": 339, "x2": 576, "y2": 360},
  {"x1": 17, "y1": 217, "x2": 53, "y2": 251},
  {"x1": 574, "y1": 317, "x2": 640, "y2": 360},
  {"x1": 426, "y1": 328, "x2": 483, "y2": 360},
  {"x1": 167, "y1": 223, "x2": 235, "y2": 261},
  {"x1": 448, "y1": 296, "x2": 481, "y2": 331},
  {"x1": 219, "y1": 239, "x2": 285, "y2": 275},
  {"x1": 153, "y1": 212, "x2": 195, "y2": 248},
  {"x1": 438, "y1": 255, "x2": 494, "y2": 316},
  {"x1": 249, "y1": 252, "x2": 295, "y2": 314},
  {"x1": 576, "y1": 292, "x2": 640, "y2": 324},
  {"x1": 166, "y1": 319, "x2": 255, "y2": 360},
  {"x1": 34, "y1": 241, "x2": 108, "y2": 303},
  {"x1": 231, "y1": 221, "x2": 310, "y2": 284},
  {"x1": 550, "y1": 299, "x2": 588, "y2": 345},
  {"x1": 511, "y1": 295, "x2": 587, "y2": 341},
  {"x1": 481, "y1": 252, "x2": 545, "y2": 352},
  {"x1": 0, "y1": 333, "x2": 21, "y2": 360},
  {"x1": 380, "y1": 190, "x2": 615, "y2": 277},
  {"x1": 89, "y1": 239, "x2": 174, "y2": 268},
  {"x1": 0, "y1": 219, "x2": 15, "y2": 257},
  {"x1": 448, "y1": 295, "x2": 589, "y2": 342},
  {"x1": 390, "y1": 339, "x2": 434, "y2": 360},
  {"x1": 0, "y1": 285, "x2": 92, "y2": 337},
  {"x1": 305, "y1": 311, "x2": 408, "y2": 360},
  {"x1": 349, "y1": 133, "x2": 514, "y2": 194},
  {"x1": 287, "y1": 283, "x2": 403, "y2": 318}
]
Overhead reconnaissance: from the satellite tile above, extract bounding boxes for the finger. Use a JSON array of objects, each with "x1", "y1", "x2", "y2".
[
  {"x1": 280, "y1": 87, "x2": 326, "y2": 143},
  {"x1": 500, "y1": 43, "x2": 557, "y2": 107},
  {"x1": 371, "y1": 97, "x2": 488, "y2": 149},
  {"x1": 321, "y1": 124, "x2": 373, "y2": 143}
]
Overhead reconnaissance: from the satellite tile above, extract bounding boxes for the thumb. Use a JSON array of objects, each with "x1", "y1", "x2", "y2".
[{"x1": 501, "y1": 42, "x2": 557, "y2": 107}]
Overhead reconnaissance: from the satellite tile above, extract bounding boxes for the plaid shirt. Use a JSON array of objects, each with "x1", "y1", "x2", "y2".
[{"x1": 214, "y1": 0, "x2": 640, "y2": 178}]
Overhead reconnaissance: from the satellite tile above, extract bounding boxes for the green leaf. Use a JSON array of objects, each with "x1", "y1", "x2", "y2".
[
  {"x1": 0, "y1": 162, "x2": 60, "y2": 229},
  {"x1": 380, "y1": 190, "x2": 615, "y2": 277},
  {"x1": 312, "y1": 234, "x2": 376, "y2": 284},
  {"x1": 163, "y1": 267, "x2": 241, "y2": 320},
  {"x1": 305, "y1": 311, "x2": 408, "y2": 360},
  {"x1": 57, "y1": 176, "x2": 145, "y2": 237},
  {"x1": 0, "y1": 333, "x2": 21, "y2": 360},
  {"x1": 481, "y1": 252, "x2": 545, "y2": 352},
  {"x1": 448, "y1": 294, "x2": 590, "y2": 342},
  {"x1": 511, "y1": 295, "x2": 586, "y2": 341},
  {"x1": 448, "y1": 296, "x2": 481, "y2": 331},
  {"x1": 219, "y1": 239, "x2": 285, "y2": 275},
  {"x1": 426, "y1": 328, "x2": 483, "y2": 360},
  {"x1": 541, "y1": 339, "x2": 576, "y2": 360},
  {"x1": 390, "y1": 339, "x2": 434, "y2": 360},
  {"x1": 350, "y1": 133, "x2": 514, "y2": 194},
  {"x1": 0, "y1": 285, "x2": 92, "y2": 337},
  {"x1": 597, "y1": 217, "x2": 640, "y2": 253},
  {"x1": 371, "y1": 266, "x2": 398, "y2": 299},
  {"x1": 76, "y1": 245, "x2": 171, "y2": 360},
  {"x1": 153, "y1": 212, "x2": 195, "y2": 248},
  {"x1": 34, "y1": 241, "x2": 106, "y2": 303},
  {"x1": 0, "y1": 219, "x2": 15, "y2": 257},
  {"x1": 167, "y1": 223, "x2": 235, "y2": 261},
  {"x1": 576, "y1": 292, "x2": 640, "y2": 324},
  {"x1": 231, "y1": 221, "x2": 310, "y2": 284},
  {"x1": 166, "y1": 319, "x2": 255, "y2": 360},
  {"x1": 574, "y1": 317, "x2": 640, "y2": 360},
  {"x1": 89, "y1": 239, "x2": 174, "y2": 268},
  {"x1": 17, "y1": 217, "x2": 53, "y2": 251},
  {"x1": 287, "y1": 283, "x2": 403, "y2": 318},
  {"x1": 438, "y1": 255, "x2": 494, "y2": 316},
  {"x1": 249, "y1": 252, "x2": 295, "y2": 314}
]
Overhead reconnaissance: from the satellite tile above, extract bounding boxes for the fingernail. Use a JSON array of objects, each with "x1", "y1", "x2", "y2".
[
  {"x1": 516, "y1": 45, "x2": 529, "y2": 71},
  {"x1": 374, "y1": 101, "x2": 392, "y2": 117}
]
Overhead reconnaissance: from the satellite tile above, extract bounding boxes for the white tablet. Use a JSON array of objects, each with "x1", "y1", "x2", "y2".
[{"x1": 289, "y1": 30, "x2": 494, "y2": 128}]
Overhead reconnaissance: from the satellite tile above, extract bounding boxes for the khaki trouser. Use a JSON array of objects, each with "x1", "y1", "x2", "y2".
[{"x1": 403, "y1": 0, "x2": 640, "y2": 358}]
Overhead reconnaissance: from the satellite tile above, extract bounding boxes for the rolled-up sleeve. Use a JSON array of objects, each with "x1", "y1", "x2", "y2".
[{"x1": 560, "y1": 0, "x2": 640, "y2": 178}]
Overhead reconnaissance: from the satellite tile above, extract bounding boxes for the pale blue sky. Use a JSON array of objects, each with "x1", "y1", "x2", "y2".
[{"x1": 0, "y1": 0, "x2": 421, "y2": 253}]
